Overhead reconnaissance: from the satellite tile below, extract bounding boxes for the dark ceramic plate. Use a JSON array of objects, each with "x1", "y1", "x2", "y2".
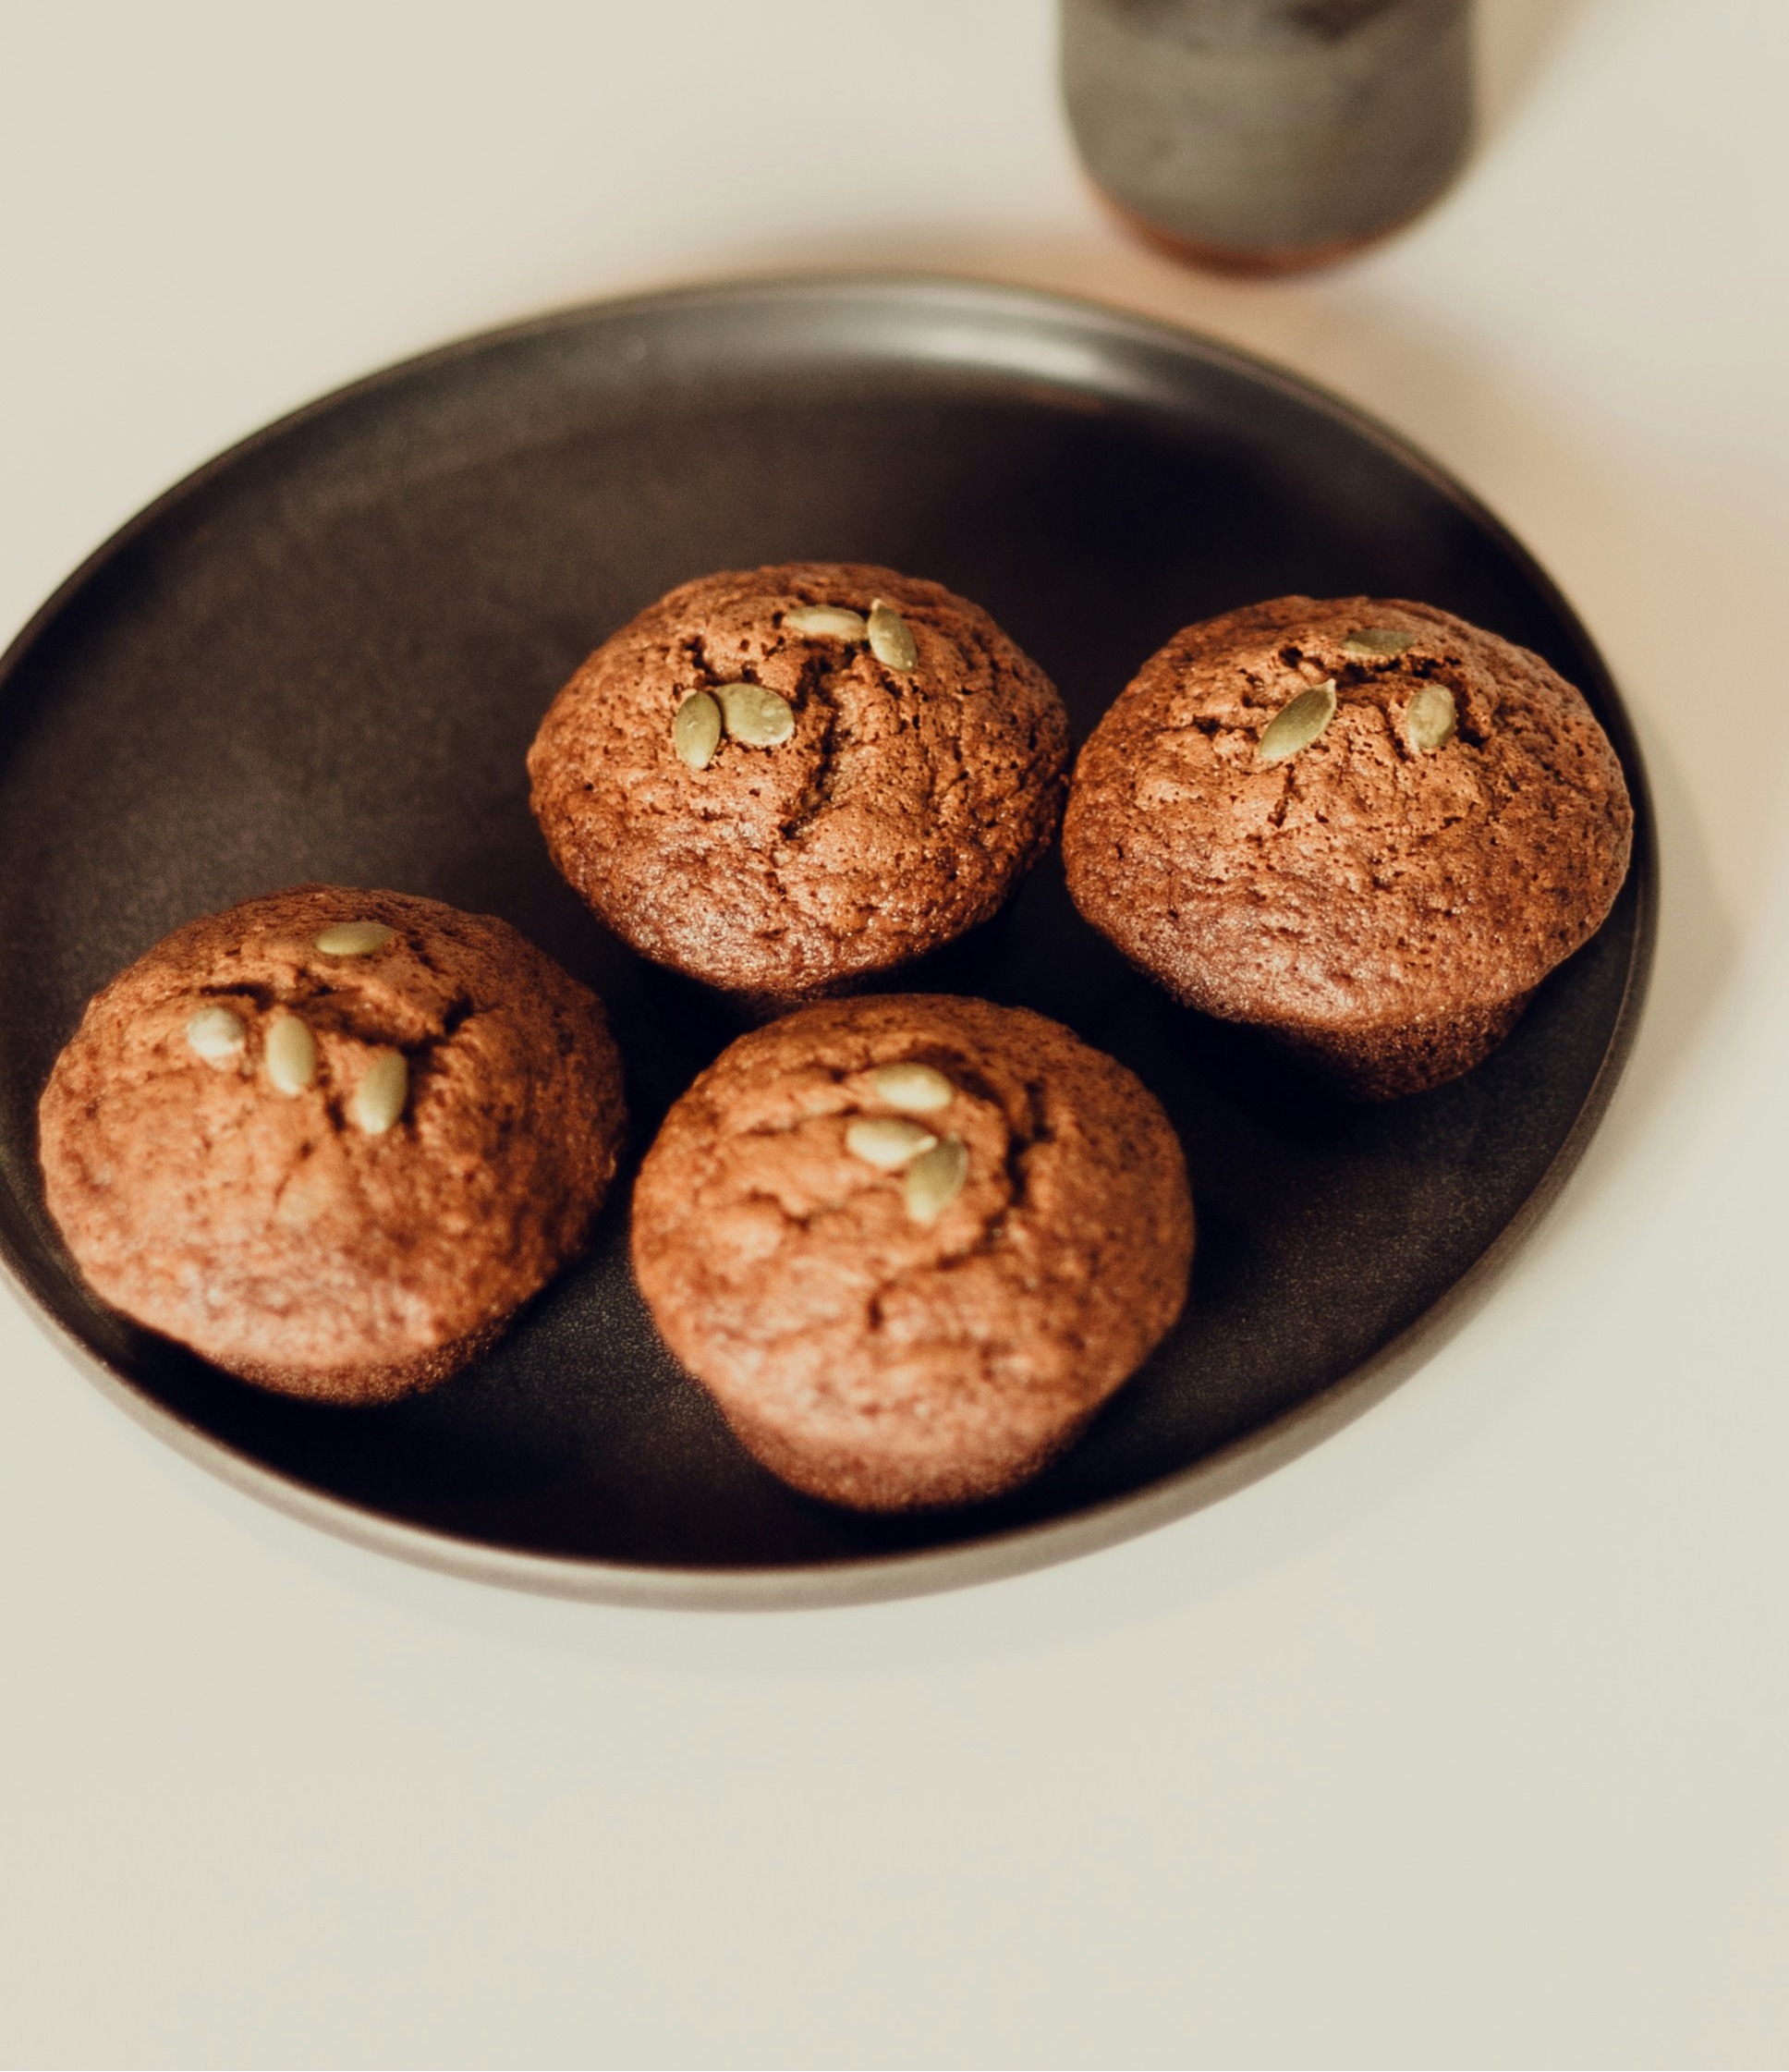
[{"x1": 0, "y1": 276, "x2": 1653, "y2": 1606}]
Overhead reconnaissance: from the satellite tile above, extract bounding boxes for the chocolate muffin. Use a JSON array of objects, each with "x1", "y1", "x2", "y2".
[
  {"x1": 1063, "y1": 597, "x2": 1634, "y2": 1098},
  {"x1": 631, "y1": 993, "x2": 1193, "y2": 1511},
  {"x1": 38, "y1": 886, "x2": 627, "y2": 1404},
  {"x1": 528, "y1": 563, "x2": 1069, "y2": 1006}
]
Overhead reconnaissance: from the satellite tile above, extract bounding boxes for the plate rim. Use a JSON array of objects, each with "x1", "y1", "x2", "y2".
[{"x1": 0, "y1": 271, "x2": 1658, "y2": 1610}]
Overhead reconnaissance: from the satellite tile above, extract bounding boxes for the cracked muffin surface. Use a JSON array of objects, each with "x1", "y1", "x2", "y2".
[
  {"x1": 37, "y1": 885, "x2": 627, "y2": 1403},
  {"x1": 631, "y1": 993, "x2": 1193, "y2": 1511},
  {"x1": 1063, "y1": 596, "x2": 1634, "y2": 1097},
  {"x1": 527, "y1": 563, "x2": 1069, "y2": 1003}
]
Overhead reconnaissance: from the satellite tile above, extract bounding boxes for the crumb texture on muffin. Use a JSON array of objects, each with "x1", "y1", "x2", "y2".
[
  {"x1": 528, "y1": 563, "x2": 1070, "y2": 1000},
  {"x1": 630, "y1": 993, "x2": 1193, "y2": 1511},
  {"x1": 38, "y1": 885, "x2": 627, "y2": 1402},
  {"x1": 1062, "y1": 595, "x2": 1634, "y2": 1091}
]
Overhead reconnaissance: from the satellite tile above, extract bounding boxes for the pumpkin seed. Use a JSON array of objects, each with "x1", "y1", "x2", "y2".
[
  {"x1": 905, "y1": 1136, "x2": 968, "y2": 1224},
  {"x1": 1342, "y1": 627, "x2": 1416, "y2": 658},
  {"x1": 185, "y1": 1005, "x2": 246, "y2": 1064},
  {"x1": 846, "y1": 1115, "x2": 938, "y2": 1171},
  {"x1": 350, "y1": 1048, "x2": 408, "y2": 1135},
  {"x1": 673, "y1": 689, "x2": 723, "y2": 769},
  {"x1": 1403, "y1": 683, "x2": 1457, "y2": 753},
  {"x1": 785, "y1": 605, "x2": 867, "y2": 640},
  {"x1": 1257, "y1": 678, "x2": 1337, "y2": 764},
  {"x1": 714, "y1": 681, "x2": 795, "y2": 749},
  {"x1": 315, "y1": 920, "x2": 395, "y2": 957},
  {"x1": 264, "y1": 1012, "x2": 317, "y2": 1096},
  {"x1": 867, "y1": 599, "x2": 919, "y2": 672},
  {"x1": 870, "y1": 1061, "x2": 955, "y2": 1113}
]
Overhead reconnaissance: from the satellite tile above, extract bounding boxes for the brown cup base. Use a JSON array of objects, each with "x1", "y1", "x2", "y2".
[
  {"x1": 716, "y1": 1396, "x2": 1094, "y2": 1515},
  {"x1": 1265, "y1": 991, "x2": 1537, "y2": 1103},
  {"x1": 223, "y1": 1317, "x2": 509, "y2": 1408},
  {"x1": 701, "y1": 901, "x2": 1027, "y2": 1031}
]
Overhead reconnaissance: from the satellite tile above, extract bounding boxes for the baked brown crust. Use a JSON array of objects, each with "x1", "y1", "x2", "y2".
[
  {"x1": 527, "y1": 563, "x2": 1069, "y2": 1003},
  {"x1": 1062, "y1": 596, "x2": 1634, "y2": 1097},
  {"x1": 630, "y1": 993, "x2": 1194, "y2": 1511},
  {"x1": 38, "y1": 886, "x2": 627, "y2": 1402}
]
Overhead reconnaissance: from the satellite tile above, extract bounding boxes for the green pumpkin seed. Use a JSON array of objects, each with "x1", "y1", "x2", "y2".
[
  {"x1": 867, "y1": 599, "x2": 919, "y2": 672},
  {"x1": 1257, "y1": 679, "x2": 1338, "y2": 765},
  {"x1": 1342, "y1": 627, "x2": 1416, "y2": 658},
  {"x1": 350, "y1": 1048, "x2": 408, "y2": 1135},
  {"x1": 785, "y1": 605, "x2": 868, "y2": 640},
  {"x1": 264, "y1": 1013, "x2": 317, "y2": 1097},
  {"x1": 315, "y1": 920, "x2": 395, "y2": 957},
  {"x1": 846, "y1": 1116, "x2": 938, "y2": 1171},
  {"x1": 714, "y1": 681, "x2": 795, "y2": 749},
  {"x1": 905, "y1": 1136, "x2": 968, "y2": 1224},
  {"x1": 1403, "y1": 683, "x2": 1457, "y2": 753},
  {"x1": 870, "y1": 1061, "x2": 955, "y2": 1113},
  {"x1": 185, "y1": 1005, "x2": 246, "y2": 1065},
  {"x1": 673, "y1": 689, "x2": 723, "y2": 769}
]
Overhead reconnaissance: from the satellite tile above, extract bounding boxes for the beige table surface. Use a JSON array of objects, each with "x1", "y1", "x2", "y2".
[{"x1": 2, "y1": 3, "x2": 1785, "y2": 2064}]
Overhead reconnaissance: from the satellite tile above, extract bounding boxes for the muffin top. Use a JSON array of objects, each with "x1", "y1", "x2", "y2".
[
  {"x1": 1063, "y1": 595, "x2": 1634, "y2": 1033},
  {"x1": 527, "y1": 563, "x2": 1069, "y2": 1002},
  {"x1": 38, "y1": 885, "x2": 627, "y2": 1395},
  {"x1": 630, "y1": 993, "x2": 1193, "y2": 1511}
]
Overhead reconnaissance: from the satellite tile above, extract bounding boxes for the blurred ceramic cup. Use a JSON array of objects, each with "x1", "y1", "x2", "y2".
[{"x1": 1062, "y1": 0, "x2": 1473, "y2": 274}]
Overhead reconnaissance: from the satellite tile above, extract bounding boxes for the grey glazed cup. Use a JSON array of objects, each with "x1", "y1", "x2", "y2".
[{"x1": 1062, "y1": 0, "x2": 1473, "y2": 274}]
